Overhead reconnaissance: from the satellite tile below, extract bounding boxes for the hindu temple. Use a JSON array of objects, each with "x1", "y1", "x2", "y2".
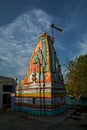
[{"x1": 15, "y1": 31, "x2": 66, "y2": 116}]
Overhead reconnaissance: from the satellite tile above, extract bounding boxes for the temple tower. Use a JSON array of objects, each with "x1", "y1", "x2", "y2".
[{"x1": 15, "y1": 32, "x2": 66, "y2": 116}]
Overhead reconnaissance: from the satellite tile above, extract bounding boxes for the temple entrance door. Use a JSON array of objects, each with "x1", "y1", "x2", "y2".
[
  {"x1": 3, "y1": 85, "x2": 13, "y2": 111},
  {"x1": 3, "y1": 93, "x2": 11, "y2": 111}
]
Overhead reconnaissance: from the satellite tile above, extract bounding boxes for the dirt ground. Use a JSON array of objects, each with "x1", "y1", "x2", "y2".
[
  {"x1": 0, "y1": 106, "x2": 87, "y2": 130},
  {"x1": 56, "y1": 107, "x2": 87, "y2": 130}
]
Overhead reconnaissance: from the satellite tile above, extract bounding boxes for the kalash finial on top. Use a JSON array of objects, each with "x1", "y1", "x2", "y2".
[
  {"x1": 38, "y1": 31, "x2": 47, "y2": 39},
  {"x1": 38, "y1": 24, "x2": 64, "y2": 44}
]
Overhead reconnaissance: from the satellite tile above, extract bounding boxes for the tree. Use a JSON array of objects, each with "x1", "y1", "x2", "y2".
[{"x1": 65, "y1": 54, "x2": 87, "y2": 99}]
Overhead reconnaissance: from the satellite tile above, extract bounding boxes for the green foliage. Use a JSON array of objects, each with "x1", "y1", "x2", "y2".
[{"x1": 65, "y1": 54, "x2": 87, "y2": 99}]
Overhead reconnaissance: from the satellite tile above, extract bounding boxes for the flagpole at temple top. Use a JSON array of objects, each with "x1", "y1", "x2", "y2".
[{"x1": 50, "y1": 24, "x2": 64, "y2": 44}]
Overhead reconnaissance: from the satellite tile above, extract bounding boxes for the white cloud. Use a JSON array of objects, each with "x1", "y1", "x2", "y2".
[
  {"x1": 77, "y1": 35, "x2": 87, "y2": 55},
  {"x1": 73, "y1": 34, "x2": 87, "y2": 59},
  {"x1": 0, "y1": 9, "x2": 52, "y2": 79},
  {"x1": 69, "y1": 34, "x2": 87, "y2": 61}
]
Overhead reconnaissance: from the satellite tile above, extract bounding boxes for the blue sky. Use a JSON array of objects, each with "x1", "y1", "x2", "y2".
[{"x1": 0, "y1": 0, "x2": 87, "y2": 80}]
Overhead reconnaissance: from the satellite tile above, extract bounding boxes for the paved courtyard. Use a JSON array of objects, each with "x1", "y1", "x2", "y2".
[{"x1": 0, "y1": 107, "x2": 87, "y2": 130}]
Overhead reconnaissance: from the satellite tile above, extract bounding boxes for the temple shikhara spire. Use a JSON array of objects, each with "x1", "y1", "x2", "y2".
[{"x1": 15, "y1": 27, "x2": 66, "y2": 116}]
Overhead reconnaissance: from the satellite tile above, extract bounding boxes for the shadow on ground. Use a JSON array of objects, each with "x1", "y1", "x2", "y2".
[{"x1": 0, "y1": 106, "x2": 87, "y2": 130}]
